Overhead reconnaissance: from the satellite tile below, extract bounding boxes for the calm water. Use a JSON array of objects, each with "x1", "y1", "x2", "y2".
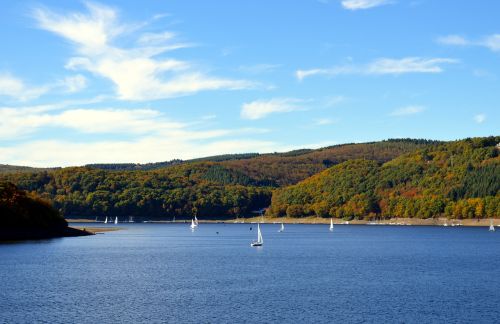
[{"x1": 1, "y1": 223, "x2": 500, "y2": 323}]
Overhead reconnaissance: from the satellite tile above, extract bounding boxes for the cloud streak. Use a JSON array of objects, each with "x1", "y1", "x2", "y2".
[
  {"x1": 341, "y1": 0, "x2": 393, "y2": 10},
  {"x1": 241, "y1": 98, "x2": 304, "y2": 120},
  {"x1": 0, "y1": 73, "x2": 49, "y2": 101},
  {"x1": 437, "y1": 34, "x2": 500, "y2": 52},
  {"x1": 33, "y1": 2, "x2": 253, "y2": 101},
  {"x1": 474, "y1": 114, "x2": 486, "y2": 124},
  {"x1": 389, "y1": 105, "x2": 425, "y2": 116},
  {"x1": 296, "y1": 57, "x2": 457, "y2": 80}
]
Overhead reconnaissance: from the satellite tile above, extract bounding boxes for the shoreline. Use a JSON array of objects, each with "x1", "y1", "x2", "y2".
[
  {"x1": 71, "y1": 226, "x2": 121, "y2": 234},
  {"x1": 0, "y1": 226, "x2": 94, "y2": 242},
  {"x1": 67, "y1": 217, "x2": 500, "y2": 227}
]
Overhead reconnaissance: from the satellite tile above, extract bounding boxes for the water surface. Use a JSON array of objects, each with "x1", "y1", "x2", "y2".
[{"x1": 1, "y1": 223, "x2": 499, "y2": 323}]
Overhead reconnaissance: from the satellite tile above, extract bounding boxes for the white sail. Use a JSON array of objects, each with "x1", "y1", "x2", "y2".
[
  {"x1": 279, "y1": 222, "x2": 284, "y2": 232},
  {"x1": 190, "y1": 219, "x2": 197, "y2": 229},
  {"x1": 257, "y1": 224, "x2": 263, "y2": 243},
  {"x1": 104, "y1": 216, "x2": 108, "y2": 224},
  {"x1": 489, "y1": 220, "x2": 495, "y2": 232},
  {"x1": 114, "y1": 216, "x2": 118, "y2": 224},
  {"x1": 251, "y1": 223, "x2": 263, "y2": 246},
  {"x1": 329, "y1": 218, "x2": 334, "y2": 231},
  {"x1": 194, "y1": 215, "x2": 199, "y2": 226}
]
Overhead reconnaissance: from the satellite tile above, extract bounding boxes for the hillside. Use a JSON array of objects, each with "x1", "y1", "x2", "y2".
[
  {"x1": 269, "y1": 137, "x2": 500, "y2": 220},
  {"x1": 0, "y1": 164, "x2": 58, "y2": 174},
  {"x1": 0, "y1": 139, "x2": 441, "y2": 220},
  {"x1": 219, "y1": 139, "x2": 438, "y2": 186},
  {"x1": 0, "y1": 182, "x2": 90, "y2": 240},
  {"x1": 0, "y1": 163, "x2": 271, "y2": 220}
]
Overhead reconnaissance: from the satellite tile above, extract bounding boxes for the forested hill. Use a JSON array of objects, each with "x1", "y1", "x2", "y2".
[
  {"x1": 269, "y1": 137, "x2": 500, "y2": 220},
  {"x1": 0, "y1": 182, "x2": 91, "y2": 240},
  {"x1": 0, "y1": 138, "x2": 464, "y2": 220},
  {"x1": 219, "y1": 139, "x2": 438, "y2": 186}
]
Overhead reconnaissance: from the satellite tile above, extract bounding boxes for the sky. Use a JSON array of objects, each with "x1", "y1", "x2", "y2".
[{"x1": 0, "y1": 0, "x2": 499, "y2": 167}]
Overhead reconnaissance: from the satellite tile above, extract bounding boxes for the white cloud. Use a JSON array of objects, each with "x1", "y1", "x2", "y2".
[
  {"x1": 474, "y1": 114, "x2": 486, "y2": 124},
  {"x1": 341, "y1": 0, "x2": 393, "y2": 10},
  {"x1": 314, "y1": 118, "x2": 335, "y2": 126},
  {"x1": 237, "y1": 64, "x2": 281, "y2": 74},
  {"x1": 241, "y1": 98, "x2": 303, "y2": 120},
  {"x1": 33, "y1": 2, "x2": 253, "y2": 101},
  {"x1": 60, "y1": 74, "x2": 88, "y2": 93},
  {"x1": 368, "y1": 57, "x2": 457, "y2": 74},
  {"x1": 438, "y1": 34, "x2": 500, "y2": 52},
  {"x1": 482, "y1": 35, "x2": 500, "y2": 52},
  {"x1": 296, "y1": 57, "x2": 457, "y2": 80},
  {"x1": 0, "y1": 73, "x2": 49, "y2": 101},
  {"x1": 389, "y1": 105, "x2": 425, "y2": 116},
  {"x1": 436, "y1": 35, "x2": 469, "y2": 46},
  {"x1": 324, "y1": 95, "x2": 346, "y2": 107},
  {"x1": 0, "y1": 138, "x2": 286, "y2": 167}
]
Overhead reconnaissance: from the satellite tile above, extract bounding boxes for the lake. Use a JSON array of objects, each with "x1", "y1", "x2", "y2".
[{"x1": 1, "y1": 223, "x2": 500, "y2": 323}]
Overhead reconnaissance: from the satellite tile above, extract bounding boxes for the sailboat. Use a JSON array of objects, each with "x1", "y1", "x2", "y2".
[
  {"x1": 329, "y1": 218, "x2": 334, "y2": 231},
  {"x1": 114, "y1": 216, "x2": 118, "y2": 224},
  {"x1": 190, "y1": 219, "x2": 197, "y2": 230},
  {"x1": 278, "y1": 222, "x2": 284, "y2": 232},
  {"x1": 104, "y1": 216, "x2": 108, "y2": 224},
  {"x1": 489, "y1": 220, "x2": 495, "y2": 232},
  {"x1": 251, "y1": 223, "x2": 263, "y2": 247},
  {"x1": 194, "y1": 215, "x2": 199, "y2": 226}
]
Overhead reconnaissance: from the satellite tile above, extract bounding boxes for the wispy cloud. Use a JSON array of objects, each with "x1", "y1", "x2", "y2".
[
  {"x1": 59, "y1": 74, "x2": 88, "y2": 93},
  {"x1": 389, "y1": 105, "x2": 425, "y2": 116},
  {"x1": 241, "y1": 98, "x2": 304, "y2": 120},
  {"x1": 437, "y1": 34, "x2": 500, "y2": 52},
  {"x1": 474, "y1": 114, "x2": 486, "y2": 124},
  {"x1": 296, "y1": 57, "x2": 457, "y2": 80},
  {"x1": 33, "y1": 2, "x2": 253, "y2": 101},
  {"x1": 0, "y1": 73, "x2": 49, "y2": 101},
  {"x1": 341, "y1": 0, "x2": 393, "y2": 10},
  {"x1": 436, "y1": 35, "x2": 469, "y2": 46},
  {"x1": 313, "y1": 118, "x2": 336, "y2": 126},
  {"x1": 237, "y1": 64, "x2": 281, "y2": 75}
]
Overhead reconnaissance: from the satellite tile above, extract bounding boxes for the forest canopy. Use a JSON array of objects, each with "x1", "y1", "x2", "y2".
[{"x1": 0, "y1": 138, "x2": 498, "y2": 220}]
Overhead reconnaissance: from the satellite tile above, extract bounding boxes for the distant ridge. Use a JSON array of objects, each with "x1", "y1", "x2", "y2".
[
  {"x1": 0, "y1": 138, "x2": 446, "y2": 220},
  {"x1": 0, "y1": 138, "x2": 440, "y2": 172}
]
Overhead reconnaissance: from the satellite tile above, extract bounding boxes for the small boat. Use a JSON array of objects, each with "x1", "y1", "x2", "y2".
[
  {"x1": 278, "y1": 222, "x2": 284, "y2": 232},
  {"x1": 251, "y1": 223, "x2": 263, "y2": 247},
  {"x1": 114, "y1": 216, "x2": 118, "y2": 224},
  {"x1": 128, "y1": 216, "x2": 134, "y2": 223},
  {"x1": 104, "y1": 216, "x2": 108, "y2": 224},
  {"x1": 190, "y1": 219, "x2": 197, "y2": 230},
  {"x1": 329, "y1": 218, "x2": 334, "y2": 231},
  {"x1": 194, "y1": 215, "x2": 199, "y2": 226},
  {"x1": 489, "y1": 220, "x2": 495, "y2": 232}
]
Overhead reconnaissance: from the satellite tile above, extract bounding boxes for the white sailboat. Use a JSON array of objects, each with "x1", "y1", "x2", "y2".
[
  {"x1": 194, "y1": 215, "x2": 199, "y2": 226},
  {"x1": 329, "y1": 218, "x2": 334, "y2": 231},
  {"x1": 114, "y1": 216, "x2": 118, "y2": 224},
  {"x1": 489, "y1": 220, "x2": 495, "y2": 232},
  {"x1": 278, "y1": 222, "x2": 284, "y2": 232},
  {"x1": 251, "y1": 223, "x2": 263, "y2": 247},
  {"x1": 104, "y1": 216, "x2": 108, "y2": 224},
  {"x1": 190, "y1": 219, "x2": 197, "y2": 230}
]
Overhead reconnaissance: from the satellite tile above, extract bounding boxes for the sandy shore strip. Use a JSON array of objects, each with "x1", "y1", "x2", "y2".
[
  {"x1": 68, "y1": 217, "x2": 499, "y2": 227},
  {"x1": 71, "y1": 226, "x2": 122, "y2": 234},
  {"x1": 230, "y1": 216, "x2": 499, "y2": 227}
]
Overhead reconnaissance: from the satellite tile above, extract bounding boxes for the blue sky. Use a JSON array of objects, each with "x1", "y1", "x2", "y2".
[{"x1": 0, "y1": 0, "x2": 498, "y2": 166}]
